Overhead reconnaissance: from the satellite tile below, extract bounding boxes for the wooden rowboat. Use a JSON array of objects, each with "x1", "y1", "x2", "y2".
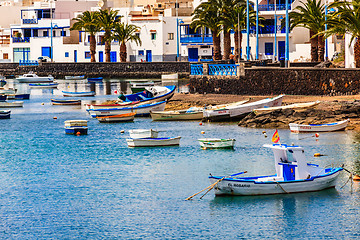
[
  {"x1": 62, "y1": 91, "x2": 95, "y2": 97},
  {"x1": 96, "y1": 112, "x2": 136, "y2": 123},
  {"x1": 151, "y1": 108, "x2": 203, "y2": 121},
  {"x1": 126, "y1": 136, "x2": 181, "y2": 147},
  {"x1": 254, "y1": 101, "x2": 320, "y2": 113},
  {"x1": 198, "y1": 138, "x2": 235, "y2": 149},
  {"x1": 289, "y1": 119, "x2": 349, "y2": 133},
  {"x1": 51, "y1": 99, "x2": 81, "y2": 105},
  {"x1": 0, "y1": 101, "x2": 23, "y2": 108}
]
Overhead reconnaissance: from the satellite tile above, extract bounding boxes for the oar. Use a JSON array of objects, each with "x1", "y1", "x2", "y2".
[{"x1": 186, "y1": 171, "x2": 247, "y2": 201}]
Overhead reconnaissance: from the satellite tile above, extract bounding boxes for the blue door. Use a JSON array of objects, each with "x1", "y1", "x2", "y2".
[
  {"x1": 74, "y1": 50, "x2": 77, "y2": 63},
  {"x1": 282, "y1": 164, "x2": 296, "y2": 181},
  {"x1": 110, "y1": 51, "x2": 117, "y2": 62},
  {"x1": 278, "y1": 41, "x2": 285, "y2": 60},
  {"x1": 146, "y1": 50, "x2": 152, "y2": 62},
  {"x1": 42, "y1": 47, "x2": 51, "y2": 58},
  {"x1": 99, "y1": 51, "x2": 103, "y2": 62},
  {"x1": 188, "y1": 48, "x2": 198, "y2": 62}
]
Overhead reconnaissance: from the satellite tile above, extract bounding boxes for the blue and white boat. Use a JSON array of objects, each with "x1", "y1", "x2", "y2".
[
  {"x1": 87, "y1": 77, "x2": 103, "y2": 83},
  {"x1": 119, "y1": 85, "x2": 176, "y2": 104},
  {"x1": 209, "y1": 144, "x2": 343, "y2": 196},
  {"x1": 65, "y1": 75, "x2": 86, "y2": 80},
  {"x1": 62, "y1": 91, "x2": 95, "y2": 97},
  {"x1": 0, "y1": 109, "x2": 11, "y2": 119},
  {"x1": 6, "y1": 93, "x2": 30, "y2": 100},
  {"x1": 29, "y1": 83, "x2": 58, "y2": 88},
  {"x1": 87, "y1": 101, "x2": 166, "y2": 118},
  {"x1": 64, "y1": 120, "x2": 88, "y2": 135}
]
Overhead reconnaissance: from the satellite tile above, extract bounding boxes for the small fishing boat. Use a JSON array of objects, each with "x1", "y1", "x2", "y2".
[
  {"x1": 64, "y1": 120, "x2": 88, "y2": 135},
  {"x1": 198, "y1": 138, "x2": 235, "y2": 149},
  {"x1": 65, "y1": 75, "x2": 86, "y2": 80},
  {"x1": 29, "y1": 83, "x2": 58, "y2": 88},
  {"x1": 150, "y1": 107, "x2": 203, "y2": 121},
  {"x1": 129, "y1": 129, "x2": 159, "y2": 139},
  {"x1": 0, "y1": 109, "x2": 11, "y2": 119},
  {"x1": 119, "y1": 85, "x2": 176, "y2": 104},
  {"x1": 62, "y1": 91, "x2": 95, "y2": 97},
  {"x1": 0, "y1": 101, "x2": 23, "y2": 108},
  {"x1": 87, "y1": 77, "x2": 103, "y2": 83},
  {"x1": 208, "y1": 144, "x2": 343, "y2": 196},
  {"x1": 0, "y1": 87, "x2": 16, "y2": 95},
  {"x1": 96, "y1": 112, "x2": 136, "y2": 123},
  {"x1": 130, "y1": 81, "x2": 155, "y2": 93},
  {"x1": 86, "y1": 100, "x2": 140, "y2": 110},
  {"x1": 289, "y1": 119, "x2": 349, "y2": 133},
  {"x1": 126, "y1": 136, "x2": 181, "y2": 147},
  {"x1": 51, "y1": 99, "x2": 81, "y2": 105},
  {"x1": 254, "y1": 101, "x2": 320, "y2": 113},
  {"x1": 6, "y1": 93, "x2": 30, "y2": 100},
  {"x1": 203, "y1": 95, "x2": 283, "y2": 121},
  {"x1": 16, "y1": 72, "x2": 54, "y2": 83},
  {"x1": 87, "y1": 101, "x2": 166, "y2": 118}
]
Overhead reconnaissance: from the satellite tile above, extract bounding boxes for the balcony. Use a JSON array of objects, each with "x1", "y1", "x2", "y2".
[
  {"x1": 180, "y1": 34, "x2": 213, "y2": 44},
  {"x1": 247, "y1": 25, "x2": 286, "y2": 34},
  {"x1": 258, "y1": 4, "x2": 292, "y2": 11},
  {"x1": 12, "y1": 37, "x2": 30, "y2": 43},
  {"x1": 22, "y1": 19, "x2": 38, "y2": 24}
]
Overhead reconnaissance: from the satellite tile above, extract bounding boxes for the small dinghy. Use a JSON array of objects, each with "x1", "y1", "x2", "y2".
[
  {"x1": 29, "y1": 83, "x2": 58, "y2": 88},
  {"x1": 129, "y1": 129, "x2": 159, "y2": 139},
  {"x1": 151, "y1": 107, "x2": 203, "y2": 121},
  {"x1": 126, "y1": 136, "x2": 181, "y2": 147},
  {"x1": 62, "y1": 91, "x2": 95, "y2": 97},
  {"x1": 65, "y1": 75, "x2": 86, "y2": 80},
  {"x1": 208, "y1": 144, "x2": 343, "y2": 196},
  {"x1": 64, "y1": 120, "x2": 88, "y2": 135},
  {"x1": 51, "y1": 99, "x2": 81, "y2": 105},
  {"x1": 289, "y1": 119, "x2": 349, "y2": 133},
  {"x1": 6, "y1": 93, "x2": 30, "y2": 100},
  {"x1": 198, "y1": 138, "x2": 235, "y2": 149},
  {"x1": 0, "y1": 109, "x2": 11, "y2": 119},
  {"x1": 87, "y1": 77, "x2": 103, "y2": 83},
  {"x1": 0, "y1": 101, "x2": 23, "y2": 108},
  {"x1": 96, "y1": 112, "x2": 136, "y2": 123}
]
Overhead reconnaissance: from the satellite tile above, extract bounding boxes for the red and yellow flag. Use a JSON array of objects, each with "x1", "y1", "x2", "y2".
[{"x1": 272, "y1": 130, "x2": 280, "y2": 143}]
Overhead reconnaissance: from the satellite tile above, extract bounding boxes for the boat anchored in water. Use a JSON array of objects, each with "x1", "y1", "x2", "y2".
[
  {"x1": 16, "y1": 72, "x2": 54, "y2": 83},
  {"x1": 0, "y1": 109, "x2": 11, "y2": 119},
  {"x1": 198, "y1": 138, "x2": 235, "y2": 149},
  {"x1": 64, "y1": 120, "x2": 88, "y2": 135}
]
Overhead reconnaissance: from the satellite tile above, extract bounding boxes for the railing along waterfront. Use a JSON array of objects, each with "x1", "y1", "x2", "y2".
[
  {"x1": 22, "y1": 19, "x2": 38, "y2": 24},
  {"x1": 191, "y1": 64, "x2": 239, "y2": 76},
  {"x1": 258, "y1": 4, "x2": 292, "y2": 11},
  {"x1": 19, "y1": 60, "x2": 39, "y2": 66},
  {"x1": 190, "y1": 64, "x2": 203, "y2": 75}
]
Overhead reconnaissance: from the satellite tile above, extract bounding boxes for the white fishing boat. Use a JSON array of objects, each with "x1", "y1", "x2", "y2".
[
  {"x1": 62, "y1": 91, "x2": 95, "y2": 97},
  {"x1": 289, "y1": 119, "x2": 349, "y2": 133},
  {"x1": 87, "y1": 101, "x2": 166, "y2": 118},
  {"x1": 254, "y1": 101, "x2": 320, "y2": 113},
  {"x1": 120, "y1": 85, "x2": 176, "y2": 104},
  {"x1": 198, "y1": 138, "x2": 235, "y2": 149},
  {"x1": 29, "y1": 83, "x2": 58, "y2": 88},
  {"x1": 126, "y1": 136, "x2": 181, "y2": 147},
  {"x1": 0, "y1": 101, "x2": 23, "y2": 108},
  {"x1": 64, "y1": 120, "x2": 88, "y2": 135},
  {"x1": 96, "y1": 112, "x2": 136, "y2": 123},
  {"x1": 16, "y1": 72, "x2": 54, "y2": 83},
  {"x1": 151, "y1": 107, "x2": 203, "y2": 121},
  {"x1": 203, "y1": 95, "x2": 283, "y2": 121},
  {"x1": 208, "y1": 144, "x2": 343, "y2": 196},
  {"x1": 206, "y1": 100, "x2": 249, "y2": 110},
  {"x1": 129, "y1": 129, "x2": 159, "y2": 139},
  {"x1": 65, "y1": 75, "x2": 86, "y2": 80}
]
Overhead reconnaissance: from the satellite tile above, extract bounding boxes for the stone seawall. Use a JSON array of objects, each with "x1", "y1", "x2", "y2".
[
  {"x1": 0, "y1": 62, "x2": 190, "y2": 79},
  {"x1": 190, "y1": 67, "x2": 360, "y2": 95}
]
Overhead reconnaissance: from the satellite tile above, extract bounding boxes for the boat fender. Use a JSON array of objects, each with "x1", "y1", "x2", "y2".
[
  {"x1": 201, "y1": 131, "x2": 205, "y2": 134},
  {"x1": 53, "y1": 116, "x2": 57, "y2": 119},
  {"x1": 76, "y1": 132, "x2": 81, "y2": 136},
  {"x1": 314, "y1": 153, "x2": 323, "y2": 157},
  {"x1": 120, "y1": 130, "x2": 125, "y2": 134},
  {"x1": 41, "y1": 102, "x2": 45, "y2": 105},
  {"x1": 199, "y1": 122, "x2": 203, "y2": 126},
  {"x1": 353, "y1": 175, "x2": 360, "y2": 181}
]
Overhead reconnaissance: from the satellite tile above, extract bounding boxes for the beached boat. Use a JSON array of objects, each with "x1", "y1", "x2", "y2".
[
  {"x1": 151, "y1": 107, "x2": 203, "y2": 121},
  {"x1": 87, "y1": 101, "x2": 166, "y2": 118},
  {"x1": 65, "y1": 75, "x2": 86, "y2": 80},
  {"x1": 208, "y1": 143, "x2": 343, "y2": 196},
  {"x1": 62, "y1": 91, "x2": 95, "y2": 97},
  {"x1": 51, "y1": 99, "x2": 81, "y2": 105},
  {"x1": 86, "y1": 100, "x2": 140, "y2": 110},
  {"x1": 87, "y1": 77, "x2": 103, "y2": 83},
  {"x1": 96, "y1": 112, "x2": 136, "y2": 123},
  {"x1": 119, "y1": 85, "x2": 176, "y2": 104},
  {"x1": 254, "y1": 101, "x2": 320, "y2": 113},
  {"x1": 203, "y1": 95, "x2": 283, "y2": 121},
  {"x1": 289, "y1": 119, "x2": 349, "y2": 133},
  {"x1": 198, "y1": 138, "x2": 235, "y2": 149},
  {"x1": 29, "y1": 83, "x2": 58, "y2": 88},
  {"x1": 126, "y1": 136, "x2": 181, "y2": 147},
  {"x1": 129, "y1": 129, "x2": 159, "y2": 139},
  {"x1": 0, "y1": 109, "x2": 11, "y2": 119},
  {"x1": 64, "y1": 120, "x2": 88, "y2": 135},
  {"x1": 16, "y1": 72, "x2": 54, "y2": 83},
  {"x1": 130, "y1": 81, "x2": 155, "y2": 93},
  {"x1": 6, "y1": 93, "x2": 30, "y2": 100},
  {"x1": 0, "y1": 101, "x2": 23, "y2": 108}
]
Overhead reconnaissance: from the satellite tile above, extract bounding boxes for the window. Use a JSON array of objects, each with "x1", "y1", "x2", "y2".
[
  {"x1": 3, "y1": 53, "x2": 8, "y2": 59},
  {"x1": 61, "y1": 30, "x2": 66, "y2": 37},
  {"x1": 33, "y1": 29, "x2": 38, "y2": 37},
  {"x1": 85, "y1": 51, "x2": 91, "y2": 59},
  {"x1": 138, "y1": 50, "x2": 144, "y2": 56},
  {"x1": 151, "y1": 33, "x2": 156, "y2": 40},
  {"x1": 168, "y1": 33, "x2": 174, "y2": 40},
  {"x1": 13, "y1": 48, "x2": 30, "y2": 63},
  {"x1": 65, "y1": 52, "x2": 69, "y2": 57},
  {"x1": 265, "y1": 42, "x2": 273, "y2": 55},
  {"x1": 43, "y1": 30, "x2": 48, "y2": 37},
  {"x1": 53, "y1": 30, "x2": 56, "y2": 37},
  {"x1": 136, "y1": 33, "x2": 140, "y2": 38}
]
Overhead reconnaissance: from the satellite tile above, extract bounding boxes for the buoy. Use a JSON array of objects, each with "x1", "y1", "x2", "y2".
[
  {"x1": 120, "y1": 130, "x2": 125, "y2": 133},
  {"x1": 41, "y1": 102, "x2": 44, "y2": 105},
  {"x1": 201, "y1": 131, "x2": 205, "y2": 134},
  {"x1": 114, "y1": 90, "x2": 118, "y2": 94},
  {"x1": 353, "y1": 175, "x2": 360, "y2": 181},
  {"x1": 314, "y1": 153, "x2": 323, "y2": 157},
  {"x1": 199, "y1": 122, "x2": 203, "y2": 126},
  {"x1": 264, "y1": 134, "x2": 267, "y2": 138},
  {"x1": 76, "y1": 132, "x2": 81, "y2": 136},
  {"x1": 53, "y1": 116, "x2": 57, "y2": 119},
  {"x1": 262, "y1": 131, "x2": 266, "y2": 134},
  {"x1": 315, "y1": 133, "x2": 320, "y2": 138},
  {"x1": 203, "y1": 147, "x2": 207, "y2": 150}
]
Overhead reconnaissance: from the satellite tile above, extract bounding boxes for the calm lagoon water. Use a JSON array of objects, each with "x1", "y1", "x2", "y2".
[{"x1": 0, "y1": 80, "x2": 359, "y2": 239}]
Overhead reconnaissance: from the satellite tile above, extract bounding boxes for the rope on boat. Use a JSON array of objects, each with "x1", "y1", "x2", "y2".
[
  {"x1": 276, "y1": 182, "x2": 288, "y2": 194},
  {"x1": 340, "y1": 166, "x2": 354, "y2": 193}
]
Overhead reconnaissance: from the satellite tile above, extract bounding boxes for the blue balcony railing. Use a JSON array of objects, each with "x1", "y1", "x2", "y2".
[
  {"x1": 191, "y1": 64, "x2": 203, "y2": 75},
  {"x1": 12, "y1": 37, "x2": 30, "y2": 43},
  {"x1": 258, "y1": 4, "x2": 292, "y2": 11},
  {"x1": 180, "y1": 34, "x2": 213, "y2": 44},
  {"x1": 209, "y1": 64, "x2": 237, "y2": 76},
  {"x1": 19, "y1": 60, "x2": 39, "y2": 66},
  {"x1": 247, "y1": 25, "x2": 287, "y2": 34},
  {"x1": 22, "y1": 19, "x2": 38, "y2": 24}
]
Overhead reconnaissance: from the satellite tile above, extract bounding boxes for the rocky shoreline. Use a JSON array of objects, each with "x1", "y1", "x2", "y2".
[{"x1": 166, "y1": 93, "x2": 360, "y2": 131}]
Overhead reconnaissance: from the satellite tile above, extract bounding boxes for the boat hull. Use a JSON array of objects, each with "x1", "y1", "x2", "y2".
[
  {"x1": 0, "y1": 110, "x2": 11, "y2": 119},
  {"x1": 65, "y1": 75, "x2": 86, "y2": 80},
  {"x1": 65, "y1": 127, "x2": 88, "y2": 135},
  {"x1": 96, "y1": 113, "x2": 135, "y2": 123},
  {"x1": 62, "y1": 91, "x2": 95, "y2": 97},
  {"x1": 6, "y1": 94, "x2": 30, "y2": 100},
  {"x1": 29, "y1": 83, "x2": 58, "y2": 88},
  {"x1": 151, "y1": 110, "x2": 203, "y2": 121},
  {"x1": 289, "y1": 119, "x2": 349, "y2": 133},
  {"x1": 16, "y1": 77, "x2": 54, "y2": 83},
  {"x1": 51, "y1": 99, "x2": 81, "y2": 105},
  {"x1": 0, "y1": 101, "x2": 23, "y2": 108},
  {"x1": 209, "y1": 169, "x2": 342, "y2": 196},
  {"x1": 198, "y1": 138, "x2": 235, "y2": 149},
  {"x1": 126, "y1": 137, "x2": 181, "y2": 147}
]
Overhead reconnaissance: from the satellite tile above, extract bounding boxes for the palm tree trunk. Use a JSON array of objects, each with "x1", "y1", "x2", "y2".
[
  {"x1": 105, "y1": 30, "x2": 111, "y2": 62},
  {"x1": 234, "y1": 31, "x2": 239, "y2": 63},
  {"x1": 318, "y1": 35, "x2": 325, "y2": 62},
  {"x1": 213, "y1": 30, "x2": 222, "y2": 60},
  {"x1": 354, "y1": 39, "x2": 360, "y2": 68},
  {"x1": 223, "y1": 31, "x2": 231, "y2": 60},
  {"x1": 120, "y1": 42, "x2": 127, "y2": 62},
  {"x1": 310, "y1": 30, "x2": 318, "y2": 62},
  {"x1": 89, "y1": 34, "x2": 96, "y2": 62}
]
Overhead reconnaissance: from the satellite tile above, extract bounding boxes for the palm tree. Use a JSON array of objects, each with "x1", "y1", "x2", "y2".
[
  {"x1": 191, "y1": 0, "x2": 222, "y2": 60},
  {"x1": 97, "y1": 9, "x2": 121, "y2": 62},
  {"x1": 70, "y1": 11, "x2": 100, "y2": 62},
  {"x1": 112, "y1": 23, "x2": 142, "y2": 62},
  {"x1": 287, "y1": 0, "x2": 327, "y2": 62},
  {"x1": 326, "y1": 0, "x2": 360, "y2": 67}
]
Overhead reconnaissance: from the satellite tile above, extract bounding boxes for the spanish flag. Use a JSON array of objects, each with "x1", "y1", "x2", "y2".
[{"x1": 272, "y1": 130, "x2": 280, "y2": 143}]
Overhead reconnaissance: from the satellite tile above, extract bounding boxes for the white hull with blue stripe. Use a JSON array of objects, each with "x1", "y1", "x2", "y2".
[
  {"x1": 209, "y1": 144, "x2": 343, "y2": 196},
  {"x1": 289, "y1": 119, "x2": 349, "y2": 133}
]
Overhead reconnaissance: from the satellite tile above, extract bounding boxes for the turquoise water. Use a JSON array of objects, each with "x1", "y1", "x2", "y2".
[{"x1": 0, "y1": 81, "x2": 359, "y2": 238}]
